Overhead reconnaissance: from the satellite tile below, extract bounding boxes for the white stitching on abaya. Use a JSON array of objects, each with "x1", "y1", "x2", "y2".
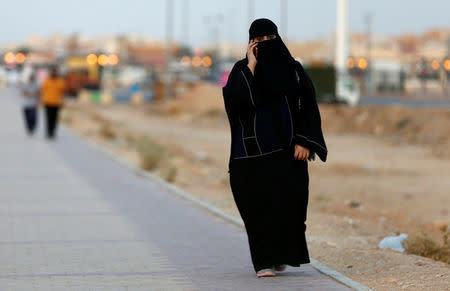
[
  {"x1": 241, "y1": 70, "x2": 255, "y2": 107},
  {"x1": 295, "y1": 134, "x2": 328, "y2": 152},
  {"x1": 239, "y1": 115, "x2": 248, "y2": 156},
  {"x1": 233, "y1": 148, "x2": 285, "y2": 159}
]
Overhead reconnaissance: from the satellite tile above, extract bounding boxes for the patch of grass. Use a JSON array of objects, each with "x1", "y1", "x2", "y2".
[
  {"x1": 314, "y1": 194, "x2": 330, "y2": 202},
  {"x1": 404, "y1": 231, "x2": 449, "y2": 264},
  {"x1": 135, "y1": 137, "x2": 168, "y2": 171}
]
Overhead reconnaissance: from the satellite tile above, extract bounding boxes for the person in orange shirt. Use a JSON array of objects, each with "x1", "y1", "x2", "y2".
[{"x1": 41, "y1": 67, "x2": 66, "y2": 139}]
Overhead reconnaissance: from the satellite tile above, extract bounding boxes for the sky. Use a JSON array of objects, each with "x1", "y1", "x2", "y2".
[{"x1": 0, "y1": 0, "x2": 449, "y2": 47}]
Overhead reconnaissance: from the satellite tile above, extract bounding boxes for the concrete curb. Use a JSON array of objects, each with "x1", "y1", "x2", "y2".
[{"x1": 64, "y1": 127, "x2": 373, "y2": 291}]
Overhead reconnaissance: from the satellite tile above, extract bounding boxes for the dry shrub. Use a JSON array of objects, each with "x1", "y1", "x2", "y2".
[
  {"x1": 124, "y1": 134, "x2": 136, "y2": 144},
  {"x1": 136, "y1": 137, "x2": 168, "y2": 171},
  {"x1": 98, "y1": 123, "x2": 116, "y2": 139},
  {"x1": 162, "y1": 103, "x2": 185, "y2": 116},
  {"x1": 203, "y1": 108, "x2": 225, "y2": 118},
  {"x1": 135, "y1": 138, "x2": 178, "y2": 182},
  {"x1": 91, "y1": 113, "x2": 108, "y2": 123},
  {"x1": 91, "y1": 112, "x2": 117, "y2": 139},
  {"x1": 161, "y1": 165, "x2": 177, "y2": 182},
  {"x1": 220, "y1": 174, "x2": 230, "y2": 187},
  {"x1": 404, "y1": 231, "x2": 450, "y2": 264}
]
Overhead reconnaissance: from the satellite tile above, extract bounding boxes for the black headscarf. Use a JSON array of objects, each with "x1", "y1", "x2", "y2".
[{"x1": 247, "y1": 19, "x2": 298, "y2": 100}]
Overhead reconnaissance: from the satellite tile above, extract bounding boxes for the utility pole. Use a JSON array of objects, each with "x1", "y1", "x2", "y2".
[
  {"x1": 165, "y1": 0, "x2": 174, "y2": 99},
  {"x1": 365, "y1": 13, "x2": 373, "y2": 97},
  {"x1": 182, "y1": 0, "x2": 189, "y2": 47},
  {"x1": 280, "y1": 0, "x2": 287, "y2": 39},
  {"x1": 248, "y1": 0, "x2": 254, "y2": 26},
  {"x1": 204, "y1": 14, "x2": 223, "y2": 62},
  {"x1": 335, "y1": 0, "x2": 351, "y2": 103},
  {"x1": 336, "y1": 0, "x2": 349, "y2": 76}
]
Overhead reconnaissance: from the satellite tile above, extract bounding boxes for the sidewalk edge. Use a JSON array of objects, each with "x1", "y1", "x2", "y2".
[{"x1": 64, "y1": 127, "x2": 373, "y2": 291}]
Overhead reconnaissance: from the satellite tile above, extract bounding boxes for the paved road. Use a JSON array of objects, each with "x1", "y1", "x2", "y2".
[
  {"x1": 0, "y1": 88, "x2": 352, "y2": 290},
  {"x1": 360, "y1": 96, "x2": 450, "y2": 108}
]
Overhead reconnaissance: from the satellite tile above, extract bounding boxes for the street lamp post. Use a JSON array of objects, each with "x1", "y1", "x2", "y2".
[
  {"x1": 248, "y1": 0, "x2": 254, "y2": 25},
  {"x1": 165, "y1": 0, "x2": 174, "y2": 99},
  {"x1": 182, "y1": 0, "x2": 189, "y2": 46},
  {"x1": 280, "y1": 0, "x2": 287, "y2": 39},
  {"x1": 365, "y1": 13, "x2": 373, "y2": 97},
  {"x1": 336, "y1": 0, "x2": 349, "y2": 84}
]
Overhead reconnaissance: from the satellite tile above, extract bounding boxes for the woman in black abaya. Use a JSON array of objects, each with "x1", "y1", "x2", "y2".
[{"x1": 222, "y1": 19, "x2": 328, "y2": 277}]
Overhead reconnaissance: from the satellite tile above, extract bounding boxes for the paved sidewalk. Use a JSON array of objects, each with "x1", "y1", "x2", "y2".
[{"x1": 1, "y1": 88, "x2": 352, "y2": 290}]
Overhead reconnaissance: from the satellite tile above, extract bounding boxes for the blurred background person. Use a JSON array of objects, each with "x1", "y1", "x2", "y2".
[
  {"x1": 40, "y1": 67, "x2": 66, "y2": 140},
  {"x1": 21, "y1": 73, "x2": 39, "y2": 136}
]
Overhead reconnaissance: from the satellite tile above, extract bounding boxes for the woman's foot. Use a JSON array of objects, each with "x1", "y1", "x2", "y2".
[
  {"x1": 274, "y1": 264, "x2": 287, "y2": 272},
  {"x1": 256, "y1": 268, "x2": 276, "y2": 278}
]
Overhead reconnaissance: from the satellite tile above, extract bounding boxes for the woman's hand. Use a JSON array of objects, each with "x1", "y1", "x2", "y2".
[
  {"x1": 247, "y1": 40, "x2": 258, "y2": 75},
  {"x1": 294, "y1": 144, "x2": 310, "y2": 161}
]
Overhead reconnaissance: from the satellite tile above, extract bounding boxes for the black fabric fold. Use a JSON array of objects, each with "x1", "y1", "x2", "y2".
[
  {"x1": 292, "y1": 61, "x2": 328, "y2": 162},
  {"x1": 224, "y1": 60, "x2": 264, "y2": 113}
]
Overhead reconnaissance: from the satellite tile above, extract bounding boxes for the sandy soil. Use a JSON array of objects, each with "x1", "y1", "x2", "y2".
[{"x1": 61, "y1": 83, "x2": 449, "y2": 291}]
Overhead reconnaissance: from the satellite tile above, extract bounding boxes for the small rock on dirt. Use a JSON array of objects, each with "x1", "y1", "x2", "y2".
[{"x1": 346, "y1": 200, "x2": 361, "y2": 208}]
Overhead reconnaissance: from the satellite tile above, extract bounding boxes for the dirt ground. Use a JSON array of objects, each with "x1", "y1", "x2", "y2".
[{"x1": 62, "y1": 83, "x2": 449, "y2": 291}]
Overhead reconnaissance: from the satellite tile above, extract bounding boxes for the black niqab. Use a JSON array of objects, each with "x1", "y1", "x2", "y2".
[{"x1": 247, "y1": 19, "x2": 298, "y2": 100}]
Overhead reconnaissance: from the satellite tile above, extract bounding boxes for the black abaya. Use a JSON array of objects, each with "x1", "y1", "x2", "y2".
[
  {"x1": 229, "y1": 148, "x2": 310, "y2": 272},
  {"x1": 223, "y1": 18, "x2": 327, "y2": 273}
]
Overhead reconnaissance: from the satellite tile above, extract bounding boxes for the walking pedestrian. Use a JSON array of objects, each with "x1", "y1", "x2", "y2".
[
  {"x1": 40, "y1": 67, "x2": 66, "y2": 139},
  {"x1": 222, "y1": 19, "x2": 328, "y2": 278},
  {"x1": 21, "y1": 74, "x2": 39, "y2": 136}
]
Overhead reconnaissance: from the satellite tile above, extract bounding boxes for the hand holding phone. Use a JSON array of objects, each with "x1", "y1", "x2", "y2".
[{"x1": 247, "y1": 40, "x2": 258, "y2": 74}]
